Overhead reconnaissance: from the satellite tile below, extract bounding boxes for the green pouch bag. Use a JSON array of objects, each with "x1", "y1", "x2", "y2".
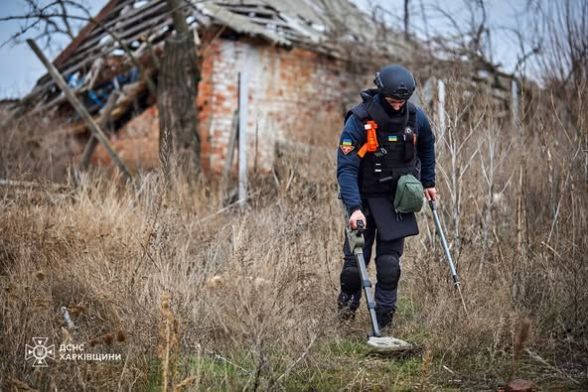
[{"x1": 394, "y1": 174, "x2": 424, "y2": 213}]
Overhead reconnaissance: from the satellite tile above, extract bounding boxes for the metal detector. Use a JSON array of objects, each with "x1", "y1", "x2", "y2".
[
  {"x1": 428, "y1": 200, "x2": 468, "y2": 314},
  {"x1": 345, "y1": 220, "x2": 413, "y2": 352}
]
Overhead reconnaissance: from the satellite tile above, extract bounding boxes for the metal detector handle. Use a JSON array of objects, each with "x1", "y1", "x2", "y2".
[
  {"x1": 346, "y1": 219, "x2": 381, "y2": 337},
  {"x1": 356, "y1": 220, "x2": 365, "y2": 234},
  {"x1": 347, "y1": 220, "x2": 365, "y2": 252}
]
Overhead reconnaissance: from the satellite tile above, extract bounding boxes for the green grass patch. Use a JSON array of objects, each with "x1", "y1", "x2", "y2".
[
  {"x1": 186, "y1": 355, "x2": 252, "y2": 390},
  {"x1": 280, "y1": 336, "x2": 426, "y2": 391}
]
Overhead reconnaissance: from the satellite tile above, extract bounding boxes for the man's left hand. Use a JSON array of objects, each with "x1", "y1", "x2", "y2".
[{"x1": 424, "y1": 187, "x2": 437, "y2": 201}]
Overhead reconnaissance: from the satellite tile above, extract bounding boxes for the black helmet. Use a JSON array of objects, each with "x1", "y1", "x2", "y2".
[{"x1": 373, "y1": 64, "x2": 416, "y2": 100}]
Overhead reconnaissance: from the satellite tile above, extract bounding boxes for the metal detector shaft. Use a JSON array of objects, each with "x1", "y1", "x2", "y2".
[
  {"x1": 346, "y1": 221, "x2": 381, "y2": 337},
  {"x1": 429, "y1": 200, "x2": 459, "y2": 286},
  {"x1": 429, "y1": 200, "x2": 468, "y2": 314}
]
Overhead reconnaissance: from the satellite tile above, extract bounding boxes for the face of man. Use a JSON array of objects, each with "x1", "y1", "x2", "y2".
[{"x1": 384, "y1": 96, "x2": 406, "y2": 111}]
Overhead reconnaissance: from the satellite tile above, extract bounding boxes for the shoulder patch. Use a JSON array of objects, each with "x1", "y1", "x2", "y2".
[{"x1": 340, "y1": 144, "x2": 355, "y2": 155}]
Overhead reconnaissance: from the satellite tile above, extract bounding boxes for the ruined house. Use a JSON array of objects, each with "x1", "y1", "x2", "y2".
[
  {"x1": 13, "y1": 0, "x2": 518, "y2": 175},
  {"x1": 13, "y1": 0, "x2": 396, "y2": 174}
]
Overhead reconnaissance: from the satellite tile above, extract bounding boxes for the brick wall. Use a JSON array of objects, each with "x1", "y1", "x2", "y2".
[
  {"x1": 201, "y1": 38, "x2": 370, "y2": 173},
  {"x1": 93, "y1": 36, "x2": 371, "y2": 173}
]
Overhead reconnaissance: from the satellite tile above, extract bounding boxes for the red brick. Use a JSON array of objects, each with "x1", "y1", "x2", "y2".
[{"x1": 89, "y1": 35, "x2": 371, "y2": 173}]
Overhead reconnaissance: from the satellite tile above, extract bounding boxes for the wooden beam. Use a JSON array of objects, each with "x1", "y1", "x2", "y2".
[
  {"x1": 75, "y1": 3, "x2": 170, "y2": 55},
  {"x1": 27, "y1": 39, "x2": 133, "y2": 183},
  {"x1": 220, "y1": 109, "x2": 239, "y2": 201},
  {"x1": 80, "y1": 90, "x2": 120, "y2": 170},
  {"x1": 61, "y1": 81, "x2": 146, "y2": 137},
  {"x1": 437, "y1": 79, "x2": 446, "y2": 140},
  {"x1": 53, "y1": 0, "x2": 126, "y2": 68},
  {"x1": 75, "y1": 0, "x2": 167, "y2": 51},
  {"x1": 238, "y1": 71, "x2": 249, "y2": 208}
]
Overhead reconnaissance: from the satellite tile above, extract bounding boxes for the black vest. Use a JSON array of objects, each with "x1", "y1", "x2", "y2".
[{"x1": 346, "y1": 91, "x2": 420, "y2": 197}]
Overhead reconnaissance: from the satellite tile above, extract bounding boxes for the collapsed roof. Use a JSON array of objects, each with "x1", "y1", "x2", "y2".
[
  {"x1": 11, "y1": 0, "x2": 516, "y2": 128},
  {"x1": 19, "y1": 0, "x2": 384, "y2": 115}
]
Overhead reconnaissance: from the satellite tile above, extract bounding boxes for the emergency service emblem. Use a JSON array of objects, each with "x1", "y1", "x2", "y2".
[
  {"x1": 25, "y1": 337, "x2": 55, "y2": 367},
  {"x1": 340, "y1": 139, "x2": 354, "y2": 155}
]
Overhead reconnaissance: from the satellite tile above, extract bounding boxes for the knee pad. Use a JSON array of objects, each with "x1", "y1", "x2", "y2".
[
  {"x1": 376, "y1": 254, "x2": 401, "y2": 291},
  {"x1": 340, "y1": 264, "x2": 361, "y2": 293}
]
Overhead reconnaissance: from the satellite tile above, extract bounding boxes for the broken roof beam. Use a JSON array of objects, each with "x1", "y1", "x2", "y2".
[
  {"x1": 19, "y1": 0, "x2": 384, "y2": 114},
  {"x1": 27, "y1": 18, "x2": 171, "y2": 107},
  {"x1": 63, "y1": 79, "x2": 146, "y2": 137},
  {"x1": 25, "y1": 48, "x2": 112, "y2": 104},
  {"x1": 222, "y1": 4, "x2": 278, "y2": 17},
  {"x1": 80, "y1": 0, "x2": 167, "y2": 45},
  {"x1": 61, "y1": 13, "x2": 173, "y2": 69},
  {"x1": 80, "y1": 90, "x2": 120, "y2": 170},
  {"x1": 229, "y1": 0, "x2": 325, "y2": 26},
  {"x1": 30, "y1": 58, "x2": 109, "y2": 116},
  {"x1": 53, "y1": 0, "x2": 129, "y2": 69},
  {"x1": 213, "y1": 1, "x2": 324, "y2": 45},
  {"x1": 75, "y1": 1, "x2": 169, "y2": 54},
  {"x1": 30, "y1": 37, "x2": 161, "y2": 119},
  {"x1": 27, "y1": 38, "x2": 134, "y2": 183},
  {"x1": 198, "y1": 2, "x2": 291, "y2": 46}
]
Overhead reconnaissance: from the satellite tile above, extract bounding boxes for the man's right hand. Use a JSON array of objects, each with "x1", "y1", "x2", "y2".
[{"x1": 348, "y1": 209, "x2": 366, "y2": 230}]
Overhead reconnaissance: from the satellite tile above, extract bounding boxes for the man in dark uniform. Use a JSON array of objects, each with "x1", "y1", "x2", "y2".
[{"x1": 336, "y1": 64, "x2": 437, "y2": 329}]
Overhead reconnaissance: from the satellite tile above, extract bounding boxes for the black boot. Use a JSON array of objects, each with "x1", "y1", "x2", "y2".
[
  {"x1": 337, "y1": 291, "x2": 361, "y2": 321},
  {"x1": 376, "y1": 308, "x2": 395, "y2": 330}
]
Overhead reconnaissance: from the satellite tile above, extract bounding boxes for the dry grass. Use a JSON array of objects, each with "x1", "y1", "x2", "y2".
[
  {"x1": 1, "y1": 70, "x2": 587, "y2": 391},
  {"x1": 0, "y1": 114, "x2": 82, "y2": 182},
  {"x1": 0, "y1": 149, "x2": 345, "y2": 390}
]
